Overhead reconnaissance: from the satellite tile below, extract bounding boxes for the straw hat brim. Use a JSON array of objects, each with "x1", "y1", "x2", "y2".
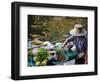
[{"x1": 69, "y1": 29, "x2": 87, "y2": 36}]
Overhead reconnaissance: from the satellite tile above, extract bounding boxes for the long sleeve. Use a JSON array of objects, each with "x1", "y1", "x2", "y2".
[{"x1": 62, "y1": 36, "x2": 75, "y2": 47}]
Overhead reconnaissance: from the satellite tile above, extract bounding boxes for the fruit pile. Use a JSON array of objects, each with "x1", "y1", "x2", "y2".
[{"x1": 33, "y1": 48, "x2": 50, "y2": 66}]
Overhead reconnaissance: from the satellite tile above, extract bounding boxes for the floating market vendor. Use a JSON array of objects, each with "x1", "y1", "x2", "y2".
[{"x1": 62, "y1": 24, "x2": 87, "y2": 64}]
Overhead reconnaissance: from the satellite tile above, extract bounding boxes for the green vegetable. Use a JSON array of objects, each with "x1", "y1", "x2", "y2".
[
  {"x1": 34, "y1": 48, "x2": 50, "y2": 66},
  {"x1": 28, "y1": 48, "x2": 34, "y2": 56}
]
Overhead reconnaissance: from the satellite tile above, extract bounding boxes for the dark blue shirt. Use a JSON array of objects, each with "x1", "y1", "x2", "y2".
[{"x1": 67, "y1": 35, "x2": 87, "y2": 54}]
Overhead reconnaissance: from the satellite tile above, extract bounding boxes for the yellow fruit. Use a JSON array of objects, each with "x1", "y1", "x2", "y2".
[
  {"x1": 34, "y1": 57, "x2": 37, "y2": 61},
  {"x1": 41, "y1": 61, "x2": 47, "y2": 65},
  {"x1": 35, "y1": 61, "x2": 40, "y2": 66},
  {"x1": 43, "y1": 59, "x2": 47, "y2": 63}
]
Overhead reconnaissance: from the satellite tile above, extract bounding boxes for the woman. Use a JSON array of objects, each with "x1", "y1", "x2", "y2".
[{"x1": 62, "y1": 24, "x2": 87, "y2": 64}]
